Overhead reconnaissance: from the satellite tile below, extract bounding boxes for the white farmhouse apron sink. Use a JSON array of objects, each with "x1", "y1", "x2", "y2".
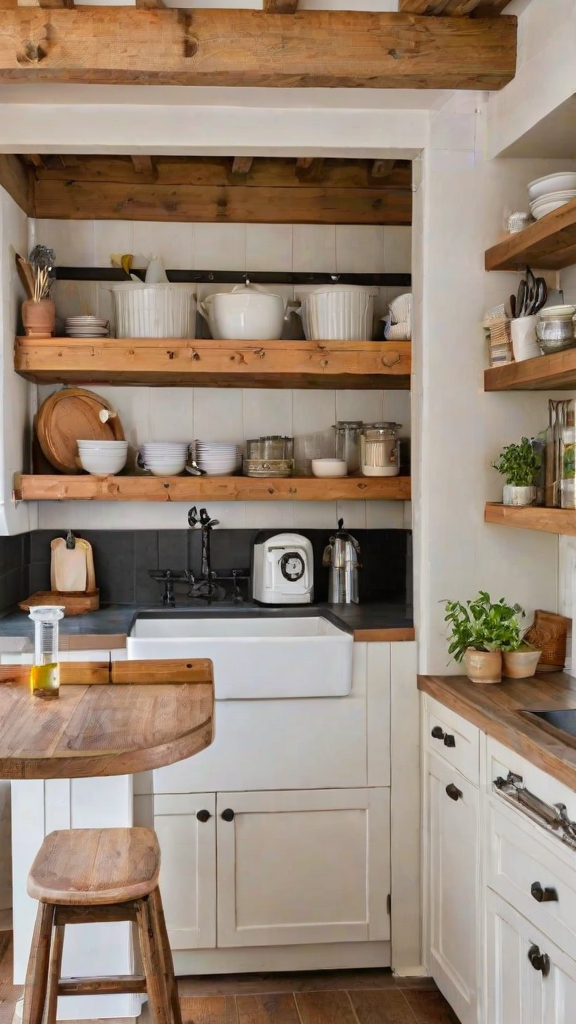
[{"x1": 127, "y1": 610, "x2": 354, "y2": 699}]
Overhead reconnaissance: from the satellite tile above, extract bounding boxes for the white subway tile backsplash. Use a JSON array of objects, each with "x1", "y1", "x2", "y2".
[
  {"x1": 335, "y1": 390, "x2": 384, "y2": 423},
  {"x1": 193, "y1": 388, "x2": 244, "y2": 442},
  {"x1": 292, "y1": 225, "x2": 336, "y2": 273},
  {"x1": 242, "y1": 388, "x2": 293, "y2": 441},
  {"x1": 335, "y1": 226, "x2": 384, "y2": 274},
  {"x1": 292, "y1": 390, "x2": 337, "y2": 435},
  {"x1": 383, "y1": 226, "x2": 412, "y2": 275},
  {"x1": 193, "y1": 223, "x2": 246, "y2": 271},
  {"x1": 383, "y1": 392, "x2": 411, "y2": 437},
  {"x1": 150, "y1": 389, "x2": 194, "y2": 443},
  {"x1": 36, "y1": 219, "x2": 95, "y2": 267},
  {"x1": 365, "y1": 501, "x2": 404, "y2": 529},
  {"x1": 293, "y1": 502, "x2": 338, "y2": 529},
  {"x1": 89, "y1": 385, "x2": 152, "y2": 447},
  {"x1": 245, "y1": 501, "x2": 295, "y2": 529},
  {"x1": 336, "y1": 500, "x2": 366, "y2": 529},
  {"x1": 133, "y1": 222, "x2": 194, "y2": 270},
  {"x1": 94, "y1": 221, "x2": 135, "y2": 268},
  {"x1": 246, "y1": 225, "x2": 293, "y2": 272}
]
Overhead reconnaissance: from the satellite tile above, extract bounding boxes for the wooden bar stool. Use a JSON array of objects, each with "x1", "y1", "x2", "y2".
[{"x1": 22, "y1": 827, "x2": 182, "y2": 1024}]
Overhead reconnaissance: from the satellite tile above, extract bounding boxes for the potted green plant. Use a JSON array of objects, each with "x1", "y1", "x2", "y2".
[
  {"x1": 492, "y1": 437, "x2": 540, "y2": 507},
  {"x1": 443, "y1": 591, "x2": 524, "y2": 684},
  {"x1": 502, "y1": 639, "x2": 542, "y2": 679}
]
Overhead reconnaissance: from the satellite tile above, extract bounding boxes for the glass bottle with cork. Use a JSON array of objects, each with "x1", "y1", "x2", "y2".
[{"x1": 29, "y1": 606, "x2": 65, "y2": 699}]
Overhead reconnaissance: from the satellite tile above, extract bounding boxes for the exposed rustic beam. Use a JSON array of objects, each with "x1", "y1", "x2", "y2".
[
  {"x1": 16, "y1": 0, "x2": 75, "y2": 8},
  {"x1": 0, "y1": 10, "x2": 517, "y2": 90},
  {"x1": 295, "y1": 158, "x2": 325, "y2": 183},
  {"x1": 230, "y1": 157, "x2": 254, "y2": 180},
  {"x1": 371, "y1": 160, "x2": 397, "y2": 180},
  {"x1": 131, "y1": 155, "x2": 155, "y2": 177},
  {"x1": 33, "y1": 179, "x2": 412, "y2": 225},
  {"x1": 399, "y1": 0, "x2": 510, "y2": 15},
  {"x1": 263, "y1": 0, "x2": 299, "y2": 12},
  {"x1": 135, "y1": 0, "x2": 165, "y2": 8},
  {"x1": 0, "y1": 155, "x2": 34, "y2": 215}
]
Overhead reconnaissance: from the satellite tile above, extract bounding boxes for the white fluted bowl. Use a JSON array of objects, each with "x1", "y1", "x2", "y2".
[
  {"x1": 112, "y1": 284, "x2": 196, "y2": 339},
  {"x1": 299, "y1": 287, "x2": 375, "y2": 341}
]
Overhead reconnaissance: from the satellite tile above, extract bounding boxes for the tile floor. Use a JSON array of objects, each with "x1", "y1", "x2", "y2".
[{"x1": 0, "y1": 932, "x2": 459, "y2": 1024}]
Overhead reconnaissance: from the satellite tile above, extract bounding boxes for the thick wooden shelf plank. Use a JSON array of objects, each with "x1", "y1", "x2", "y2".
[
  {"x1": 14, "y1": 338, "x2": 411, "y2": 390},
  {"x1": 485, "y1": 197, "x2": 576, "y2": 272},
  {"x1": 15, "y1": 475, "x2": 411, "y2": 503},
  {"x1": 484, "y1": 349, "x2": 576, "y2": 391},
  {"x1": 485, "y1": 503, "x2": 576, "y2": 536}
]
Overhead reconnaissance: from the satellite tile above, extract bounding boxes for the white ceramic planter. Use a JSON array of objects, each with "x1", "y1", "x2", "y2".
[
  {"x1": 299, "y1": 286, "x2": 375, "y2": 341},
  {"x1": 502, "y1": 485, "x2": 537, "y2": 507}
]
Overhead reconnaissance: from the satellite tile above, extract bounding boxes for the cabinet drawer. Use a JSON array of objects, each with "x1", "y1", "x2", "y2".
[
  {"x1": 488, "y1": 798, "x2": 576, "y2": 961},
  {"x1": 423, "y1": 696, "x2": 479, "y2": 784}
]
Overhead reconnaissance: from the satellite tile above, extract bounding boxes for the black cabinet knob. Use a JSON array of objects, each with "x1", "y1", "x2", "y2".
[
  {"x1": 528, "y1": 944, "x2": 551, "y2": 977},
  {"x1": 431, "y1": 726, "x2": 445, "y2": 740},
  {"x1": 531, "y1": 882, "x2": 559, "y2": 904},
  {"x1": 445, "y1": 783, "x2": 463, "y2": 802},
  {"x1": 443, "y1": 734, "x2": 456, "y2": 748},
  {"x1": 196, "y1": 809, "x2": 211, "y2": 823},
  {"x1": 221, "y1": 808, "x2": 235, "y2": 822}
]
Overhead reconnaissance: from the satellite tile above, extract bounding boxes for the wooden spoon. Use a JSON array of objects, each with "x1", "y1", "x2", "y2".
[{"x1": 15, "y1": 254, "x2": 35, "y2": 300}]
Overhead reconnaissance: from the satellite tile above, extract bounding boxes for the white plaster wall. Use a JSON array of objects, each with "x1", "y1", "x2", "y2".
[
  {"x1": 414, "y1": 96, "x2": 565, "y2": 673},
  {"x1": 33, "y1": 219, "x2": 412, "y2": 531}
]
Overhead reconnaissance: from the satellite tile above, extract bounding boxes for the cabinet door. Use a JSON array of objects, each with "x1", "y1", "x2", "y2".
[
  {"x1": 216, "y1": 788, "x2": 389, "y2": 948},
  {"x1": 153, "y1": 793, "x2": 216, "y2": 950},
  {"x1": 426, "y1": 751, "x2": 479, "y2": 1024},
  {"x1": 486, "y1": 889, "x2": 576, "y2": 1024}
]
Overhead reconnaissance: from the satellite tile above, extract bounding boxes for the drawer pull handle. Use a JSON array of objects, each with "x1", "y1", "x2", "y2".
[
  {"x1": 221, "y1": 808, "x2": 235, "y2": 822},
  {"x1": 531, "y1": 882, "x2": 559, "y2": 903},
  {"x1": 431, "y1": 726, "x2": 445, "y2": 740},
  {"x1": 444, "y1": 734, "x2": 456, "y2": 748},
  {"x1": 445, "y1": 783, "x2": 462, "y2": 802},
  {"x1": 528, "y1": 944, "x2": 551, "y2": 977},
  {"x1": 196, "y1": 809, "x2": 211, "y2": 823}
]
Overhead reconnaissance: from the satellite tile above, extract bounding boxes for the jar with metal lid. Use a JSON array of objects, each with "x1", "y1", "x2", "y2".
[
  {"x1": 333, "y1": 421, "x2": 363, "y2": 473},
  {"x1": 360, "y1": 422, "x2": 401, "y2": 477}
]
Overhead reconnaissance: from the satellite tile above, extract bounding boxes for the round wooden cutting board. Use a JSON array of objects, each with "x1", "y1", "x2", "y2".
[{"x1": 36, "y1": 388, "x2": 125, "y2": 474}]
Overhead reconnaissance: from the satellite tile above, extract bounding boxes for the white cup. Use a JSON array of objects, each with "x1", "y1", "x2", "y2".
[{"x1": 511, "y1": 315, "x2": 540, "y2": 362}]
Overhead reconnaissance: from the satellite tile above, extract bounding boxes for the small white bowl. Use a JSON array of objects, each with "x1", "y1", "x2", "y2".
[
  {"x1": 311, "y1": 458, "x2": 348, "y2": 479},
  {"x1": 79, "y1": 452, "x2": 127, "y2": 475}
]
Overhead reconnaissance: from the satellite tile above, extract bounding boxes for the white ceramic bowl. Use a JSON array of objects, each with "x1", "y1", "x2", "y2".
[
  {"x1": 311, "y1": 458, "x2": 348, "y2": 479},
  {"x1": 142, "y1": 462, "x2": 187, "y2": 476},
  {"x1": 528, "y1": 172, "x2": 576, "y2": 201},
  {"x1": 79, "y1": 452, "x2": 127, "y2": 475},
  {"x1": 298, "y1": 286, "x2": 375, "y2": 341},
  {"x1": 78, "y1": 440, "x2": 128, "y2": 448}
]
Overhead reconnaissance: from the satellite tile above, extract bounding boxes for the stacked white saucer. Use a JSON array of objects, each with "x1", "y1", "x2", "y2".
[
  {"x1": 528, "y1": 172, "x2": 576, "y2": 221},
  {"x1": 138, "y1": 441, "x2": 189, "y2": 476},
  {"x1": 65, "y1": 316, "x2": 110, "y2": 338},
  {"x1": 193, "y1": 441, "x2": 242, "y2": 476}
]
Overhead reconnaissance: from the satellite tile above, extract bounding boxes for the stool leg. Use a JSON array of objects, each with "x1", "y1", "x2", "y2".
[
  {"x1": 150, "y1": 888, "x2": 182, "y2": 1024},
  {"x1": 44, "y1": 923, "x2": 65, "y2": 1024},
  {"x1": 22, "y1": 903, "x2": 54, "y2": 1024},
  {"x1": 136, "y1": 897, "x2": 170, "y2": 1024}
]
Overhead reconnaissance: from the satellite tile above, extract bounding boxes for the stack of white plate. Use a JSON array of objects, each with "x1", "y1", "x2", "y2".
[
  {"x1": 138, "y1": 442, "x2": 190, "y2": 477},
  {"x1": 193, "y1": 441, "x2": 242, "y2": 476},
  {"x1": 65, "y1": 316, "x2": 110, "y2": 338},
  {"x1": 77, "y1": 439, "x2": 128, "y2": 475},
  {"x1": 528, "y1": 172, "x2": 576, "y2": 221}
]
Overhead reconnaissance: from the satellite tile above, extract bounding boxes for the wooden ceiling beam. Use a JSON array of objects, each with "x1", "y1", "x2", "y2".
[
  {"x1": 16, "y1": 0, "x2": 75, "y2": 8},
  {"x1": 230, "y1": 157, "x2": 254, "y2": 181},
  {"x1": 295, "y1": 158, "x2": 325, "y2": 183},
  {"x1": 0, "y1": 9, "x2": 517, "y2": 90},
  {"x1": 370, "y1": 160, "x2": 397, "y2": 180},
  {"x1": 0, "y1": 155, "x2": 35, "y2": 216},
  {"x1": 131, "y1": 155, "x2": 155, "y2": 177},
  {"x1": 399, "y1": 0, "x2": 510, "y2": 15},
  {"x1": 263, "y1": 0, "x2": 299, "y2": 12}
]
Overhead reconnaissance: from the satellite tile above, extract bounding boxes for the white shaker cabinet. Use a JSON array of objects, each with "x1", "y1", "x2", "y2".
[
  {"x1": 424, "y1": 751, "x2": 479, "y2": 1024},
  {"x1": 153, "y1": 793, "x2": 216, "y2": 950},
  {"x1": 486, "y1": 889, "x2": 576, "y2": 1024}
]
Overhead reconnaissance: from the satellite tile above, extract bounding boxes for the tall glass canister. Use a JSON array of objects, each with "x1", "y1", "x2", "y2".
[{"x1": 28, "y1": 605, "x2": 65, "y2": 699}]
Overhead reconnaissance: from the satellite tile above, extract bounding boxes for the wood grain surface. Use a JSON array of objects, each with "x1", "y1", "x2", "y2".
[
  {"x1": 0, "y1": 10, "x2": 517, "y2": 90},
  {"x1": 418, "y1": 671, "x2": 576, "y2": 791},
  {"x1": 485, "y1": 195, "x2": 576, "y2": 272},
  {"x1": 485, "y1": 503, "x2": 576, "y2": 537},
  {"x1": 14, "y1": 474, "x2": 411, "y2": 504},
  {"x1": 0, "y1": 662, "x2": 213, "y2": 780},
  {"x1": 35, "y1": 388, "x2": 124, "y2": 474},
  {"x1": 484, "y1": 349, "x2": 576, "y2": 392},
  {"x1": 14, "y1": 338, "x2": 412, "y2": 391},
  {"x1": 27, "y1": 827, "x2": 160, "y2": 905}
]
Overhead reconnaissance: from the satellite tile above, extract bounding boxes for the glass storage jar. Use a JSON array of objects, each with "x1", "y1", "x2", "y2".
[
  {"x1": 360, "y1": 422, "x2": 401, "y2": 477},
  {"x1": 333, "y1": 421, "x2": 363, "y2": 473}
]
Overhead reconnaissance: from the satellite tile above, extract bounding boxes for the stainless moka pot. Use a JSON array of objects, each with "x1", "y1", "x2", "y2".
[{"x1": 323, "y1": 519, "x2": 361, "y2": 604}]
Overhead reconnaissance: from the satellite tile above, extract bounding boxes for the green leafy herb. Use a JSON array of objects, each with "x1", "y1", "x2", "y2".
[
  {"x1": 492, "y1": 437, "x2": 540, "y2": 487},
  {"x1": 443, "y1": 591, "x2": 525, "y2": 663}
]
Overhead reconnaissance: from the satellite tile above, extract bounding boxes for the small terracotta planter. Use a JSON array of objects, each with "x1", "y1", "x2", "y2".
[
  {"x1": 502, "y1": 648, "x2": 542, "y2": 679},
  {"x1": 463, "y1": 648, "x2": 502, "y2": 685},
  {"x1": 22, "y1": 299, "x2": 55, "y2": 338}
]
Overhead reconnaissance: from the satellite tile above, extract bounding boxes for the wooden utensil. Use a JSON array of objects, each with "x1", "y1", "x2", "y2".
[
  {"x1": 51, "y1": 536, "x2": 87, "y2": 592},
  {"x1": 76, "y1": 538, "x2": 96, "y2": 592},
  {"x1": 35, "y1": 388, "x2": 125, "y2": 474},
  {"x1": 15, "y1": 254, "x2": 35, "y2": 300},
  {"x1": 19, "y1": 590, "x2": 100, "y2": 617}
]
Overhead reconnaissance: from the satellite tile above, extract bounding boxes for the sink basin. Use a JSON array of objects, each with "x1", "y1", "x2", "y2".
[
  {"x1": 127, "y1": 609, "x2": 354, "y2": 700},
  {"x1": 524, "y1": 708, "x2": 576, "y2": 745}
]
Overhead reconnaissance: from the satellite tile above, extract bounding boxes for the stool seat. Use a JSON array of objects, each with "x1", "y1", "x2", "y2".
[{"x1": 27, "y1": 827, "x2": 160, "y2": 906}]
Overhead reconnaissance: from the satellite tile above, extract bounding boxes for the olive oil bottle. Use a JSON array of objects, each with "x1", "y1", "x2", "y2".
[{"x1": 28, "y1": 606, "x2": 65, "y2": 699}]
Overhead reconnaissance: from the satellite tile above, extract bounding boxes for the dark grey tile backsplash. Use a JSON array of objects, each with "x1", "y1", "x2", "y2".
[{"x1": 19, "y1": 527, "x2": 412, "y2": 609}]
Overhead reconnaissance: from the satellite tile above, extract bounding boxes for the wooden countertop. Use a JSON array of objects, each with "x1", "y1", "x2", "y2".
[
  {"x1": 0, "y1": 659, "x2": 213, "y2": 781},
  {"x1": 419, "y1": 672, "x2": 576, "y2": 791}
]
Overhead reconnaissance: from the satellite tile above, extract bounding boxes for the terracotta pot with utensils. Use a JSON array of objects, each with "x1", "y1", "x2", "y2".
[{"x1": 22, "y1": 299, "x2": 56, "y2": 338}]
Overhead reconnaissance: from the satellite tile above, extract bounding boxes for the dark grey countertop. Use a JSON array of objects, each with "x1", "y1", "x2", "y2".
[{"x1": 0, "y1": 600, "x2": 414, "y2": 642}]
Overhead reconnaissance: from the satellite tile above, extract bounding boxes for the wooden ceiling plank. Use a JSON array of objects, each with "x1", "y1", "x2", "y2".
[
  {"x1": 17, "y1": 0, "x2": 75, "y2": 8},
  {"x1": 295, "y1": 158, "x2": 325, "y2": 183},
  {"x1": 399, "y1": 0, "x2": 510, "y2": 14},
  {"x1": 263, "y1": 0, "x2": 299, "y2": 12},
  {"x1": 230, "y1": 157, "x2": 254, "y2": 181},
  {"x1": 0, "y1": 155, "x2": 35, "y2": 216},
  {"x1": 33, "y1": 179, "x2": 412, "y2": 226},
  {"x1": 0, "y1": 10, "x2": 517, "y2": 91}
]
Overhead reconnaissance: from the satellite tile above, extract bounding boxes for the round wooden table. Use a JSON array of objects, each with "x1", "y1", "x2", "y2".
[{"x1": 0, "y1": 658, "x2": 214, "y2": 779}]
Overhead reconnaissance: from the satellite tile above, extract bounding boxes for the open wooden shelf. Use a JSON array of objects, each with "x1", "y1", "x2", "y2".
[
  {"x1": 15, "y1": 474, "x2": 411, "y2": 503},
  {"x1": 485, "y1": 197, "x2": 576, "y2": 272},
  {"x1": 14, "y1": 337, "x2": 411, "y2": 390},
  {"x1": 485, "y1": 503, "x2": 576, "y2": 537},
  {"x1": 485, "y1": 349, "x2": 576, "y2": 391}
]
